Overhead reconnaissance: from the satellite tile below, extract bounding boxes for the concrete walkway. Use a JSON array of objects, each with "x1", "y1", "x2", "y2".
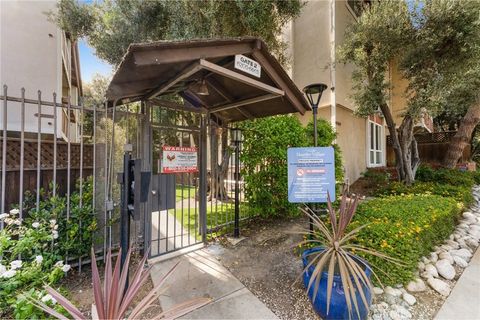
[
  {"x1": 149, "y1": 245, "x2": 279, "y2": 319},
  {"x1": 150, "y1": 198, "x2": 198, "y2": 256},
  {"x1": 435, "y1": 248, "x2": 480, "y2": 320}
]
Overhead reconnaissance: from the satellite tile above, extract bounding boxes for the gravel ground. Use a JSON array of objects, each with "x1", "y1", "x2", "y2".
[{"x1": 211, "y1": 216, "x2": 320, "y2": 320}]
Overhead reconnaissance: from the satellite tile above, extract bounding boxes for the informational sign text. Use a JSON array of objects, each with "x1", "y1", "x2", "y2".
[
  {"x1": 288, "y1": 147, "x2": 335, "y2": 203},
  {"x1": 234, "y1": 54, "x2": 261, "y2": 78},
  {"x1": 161, "y1": 146, "x2": 198, "y2": 173}
]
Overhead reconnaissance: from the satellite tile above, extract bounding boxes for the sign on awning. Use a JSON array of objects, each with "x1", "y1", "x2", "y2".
[
  {"x1": 161, "y1": 146, "x2": 198, "y2": 173},
  {"x1": 234, "y1": 54, "x2": 261, "y2": 78},
  {"x1": 287, "y1": 147, "x2": 336, "y2": 203}
]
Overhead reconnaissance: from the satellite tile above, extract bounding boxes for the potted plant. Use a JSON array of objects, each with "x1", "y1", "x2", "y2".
[{"x1": 299, "y1": 191, "x2": 397, "y2": 320}]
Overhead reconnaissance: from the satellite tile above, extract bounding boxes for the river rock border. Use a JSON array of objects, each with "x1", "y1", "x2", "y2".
[{"x1": 369, "y1": 186, "x2": 480, "y2": 320}]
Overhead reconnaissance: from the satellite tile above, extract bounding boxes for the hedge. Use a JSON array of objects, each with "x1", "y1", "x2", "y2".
[
  {"x1": 350, "y1": 194, "x2": 462, "y2": 286},
  {"x1": 376, "y1": 181, "x2": 473, "y2": 206}
]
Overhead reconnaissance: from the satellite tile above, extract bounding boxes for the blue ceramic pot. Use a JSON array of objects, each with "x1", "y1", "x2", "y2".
[{"x1": 302, "y1": 247, "x2": 372, "y2": 320}]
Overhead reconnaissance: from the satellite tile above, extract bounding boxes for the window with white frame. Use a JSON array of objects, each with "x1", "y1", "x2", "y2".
[{"x1": 368, "y1": 120, "x2": 383, "y2": 167}]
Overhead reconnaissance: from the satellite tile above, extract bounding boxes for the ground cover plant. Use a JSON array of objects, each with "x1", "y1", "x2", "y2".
[{"x1": 351, "y1": 194, "x2": 461, "y2": 286}]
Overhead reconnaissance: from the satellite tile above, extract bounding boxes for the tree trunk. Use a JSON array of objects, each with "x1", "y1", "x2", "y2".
[
  {"x1": 378, "y1": 103, "x2": 405, "y2": 180},
  {"x1": 443, "y1": 102, "x2": 480, "y2": 168},
  {"x1": 378, "y1": 103, "x2": 418, "y2": 184},
  {"x1": 398, "y1": 115, "x2": 419, "y2": 185},
  {"x1": 208, "y1": 125, "x2": 231, "y2": 201}
]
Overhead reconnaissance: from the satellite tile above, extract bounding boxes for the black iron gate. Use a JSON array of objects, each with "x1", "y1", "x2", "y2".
[{"x1": 146, "y1": 103, "x2": 207, "y2": 258}]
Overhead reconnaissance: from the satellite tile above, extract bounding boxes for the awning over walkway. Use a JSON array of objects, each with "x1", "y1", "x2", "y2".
[{"x1": 106, "y1": 37, "x2": 310, "y2": 122}]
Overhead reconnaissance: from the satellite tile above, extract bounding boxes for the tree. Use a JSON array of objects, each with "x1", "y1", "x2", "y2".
[
  {"x1": 52, "y1": 0, "x2": 303, "y2": 199},
  {"x1": 405, "y1": 1, "x2": 480, "y2": 168},
  {"x1": 339, "y1": 0, "x2": 419, "y2": 184},
  {"x1": 340, "y1": 0, "x2": 480, "y2": 183},
  {"x1": 81, "y1": 73, "x2": 111, "y2": 140},
  {"x1": 51, "y1": 0, "x2": 303, "y2": 66}
]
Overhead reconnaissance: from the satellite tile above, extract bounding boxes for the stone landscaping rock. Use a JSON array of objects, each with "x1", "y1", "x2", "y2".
[
  {"x1": 402, "y1": 292, "x2": 416, "y2": 306},
  {"x1": 429, "y1": 252, "x2": 438, "y2": 263},
  {"x1": 435, "y1": 259, "x2": 456, "y2": 280},
  {"x1": 373, "y1": 287, "x2": 384, "y2": 295},
  {"x1": 385, "y1": 286, "x2": 402, "y2": 297},
  {"x1": 417, "y1": 261, "x2": 425, "y2": 271},
  {"x1": 383, "y1": 293, "x2": 400, "y2": 305},
  {"x1": 421, "y1": 256, "x2": 430, "y2": 264},
  {"x1": 450, "y1": 248, "x2": 473, "y2": 261},
  {"x1": 427, "y1": 278, "x2": 451, "y2": 296},
  {"x1": 439, "y1": 252, "x2": 454, "y2": 265},
  {"x1": 466, "y1": 238, "x2": 478, "y2": 248},
  {"x1": 445, "y1": 240, "x2": 459, "y2": 249},
  {"x1": 389, "y1": 310, "x2": 401, "y2": 320},
  {"x1": 462, "y1": 212, "x2": 476, "y2": 223},
  {"x1": 406, "y1": 278, "x2": 426, "y2": 292},
  {"x1": 453, "y1": 255, "x2": 468, "y2": 268},
  {"x1": 394, "y1": 305, "x2": 412, "y2": 319},
  {"x1": 425, "y1": 264, "x2": 438, "y2": 278}
]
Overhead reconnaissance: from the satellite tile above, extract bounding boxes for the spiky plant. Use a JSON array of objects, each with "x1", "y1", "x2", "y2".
[
  {"x1": 299, "y1": 191, "x2": 400, "y2": 319},
  {"x1": 28, "y1": 248, "x2": 210, "y2": 319}
]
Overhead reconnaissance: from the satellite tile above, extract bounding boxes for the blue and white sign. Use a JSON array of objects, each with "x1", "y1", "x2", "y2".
[{"x1": 288, "y1": 147, "x2": 335, "y2": 203}]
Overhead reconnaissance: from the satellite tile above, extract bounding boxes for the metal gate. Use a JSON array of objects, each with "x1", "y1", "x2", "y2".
[{"x1": 146, "y1": 103, "x2": 207, "y2": 258}]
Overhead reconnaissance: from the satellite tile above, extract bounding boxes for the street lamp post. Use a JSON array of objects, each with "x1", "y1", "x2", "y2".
[
  {"x1": 231, "y1": 127, "x2": 244, "y2": 238},
  {"x1": 303, "y1": 83, "x2": 328, "y2": 232}
]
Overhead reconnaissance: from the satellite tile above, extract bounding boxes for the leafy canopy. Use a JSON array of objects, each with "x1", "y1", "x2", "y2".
[
  {"x1": 52, "y1": 0, "x2": 304, "y2": 66},
  {"x1": 339, "y1": 0, "x2": 480, "y2": 121}
]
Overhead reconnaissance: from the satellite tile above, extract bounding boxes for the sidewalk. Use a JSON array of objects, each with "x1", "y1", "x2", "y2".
[
  {"x1": 149, "y1": 246, "x2": 279, "y2": 319},
  {"x1": 435, "y1": 248, "x2": 480, "y2": 320}
]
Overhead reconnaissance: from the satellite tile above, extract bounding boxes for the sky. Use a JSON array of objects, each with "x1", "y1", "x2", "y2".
[{"x1": 78, "y1": 39, "x2": 113, "y2": 84}]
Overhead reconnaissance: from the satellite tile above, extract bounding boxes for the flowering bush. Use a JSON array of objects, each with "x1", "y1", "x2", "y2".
[
  {"x1": 0, "y1": 208, "x2": 70, "y2": 317},
  {"x1": 351, "y1": 194, "x2": 461, "y2": 285},
  {"x1": 0, "y1": 177, "x2": 95, "y2": 318}
]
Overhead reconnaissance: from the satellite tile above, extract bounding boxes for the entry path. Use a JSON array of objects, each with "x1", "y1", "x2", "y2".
[
  {"x1": 149, "y1": 245, "x2": 279, "y2": 319},
  {"x1": 435, "y1": 248, "x2": 480, "y2": 320}
]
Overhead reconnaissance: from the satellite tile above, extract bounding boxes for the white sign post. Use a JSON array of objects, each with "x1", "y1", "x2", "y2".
[{"x1": 234, "y1": 54, "x2": 261, "y2": 78}]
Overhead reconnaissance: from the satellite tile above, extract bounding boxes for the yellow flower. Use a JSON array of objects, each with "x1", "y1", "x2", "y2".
[{"x1": 380, "y1": 240, "x2": 388, "y2": 248}]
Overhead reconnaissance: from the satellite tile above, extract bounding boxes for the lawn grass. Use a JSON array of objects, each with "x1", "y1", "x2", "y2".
[{"x1": 175, "y1": 185, "x2": 196, "y2": 201}]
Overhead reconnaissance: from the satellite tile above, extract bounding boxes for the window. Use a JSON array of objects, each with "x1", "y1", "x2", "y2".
[{"x1": 368, "y1": 120, "x2": 384, "y2": 167}]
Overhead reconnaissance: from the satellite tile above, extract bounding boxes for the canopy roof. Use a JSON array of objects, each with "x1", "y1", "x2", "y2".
[{"x1": 106, "y1": 37, "x2": 310, "y2": 122}]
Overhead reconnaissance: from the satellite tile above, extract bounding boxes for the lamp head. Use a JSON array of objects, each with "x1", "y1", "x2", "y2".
[
  {"x1": 303, "y1": 83, "x2": 328, "y2": 108},
  {"x1": 191, "y1": 79, "x2": 210, "y2": 96}
]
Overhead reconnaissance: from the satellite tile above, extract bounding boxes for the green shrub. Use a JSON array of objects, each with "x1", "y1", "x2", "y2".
[
  {"x1": 351, "y1": 194, "x2": 461, "y2": 285},
  {"x1": 305, "y1": 118, "x2": 344, "y2": 184},
  {"x1": 416, "y1": 165, "x2": 475, "y2": 187},
  {"x1": 377, "y1": 181, "x2": 473, "y2": 206},
  {"x1": 241, "y1": 115, "x2": 308, "y2": 216},
  {"x1": 241, "y1": 116, "x2": 345, "y2": 216}
]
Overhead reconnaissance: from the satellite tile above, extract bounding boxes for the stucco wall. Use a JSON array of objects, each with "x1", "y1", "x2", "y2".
[
  {"x1": 335, "y1": 107, "x2": 367, "y2": 183},
  {"x1": 334, "y1": 1, "x2": 356, "y2": 111},
  {"x1": 292, "y1": 0, "x2": 368, "y2": 183},
  {"x1": 0, "y1": 0, "x2": 62, "y2": 136},
  {"x1": 389, "y1": 60, "x2": 409, "y2": 126},
  {"x1": 292, "y1": 0, "x2": 331, "y2": 107}
]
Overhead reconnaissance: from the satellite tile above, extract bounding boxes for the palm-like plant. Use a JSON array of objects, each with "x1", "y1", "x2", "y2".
[
  {"x1": 299, "y1": 191, "x2": 400, "y2": 319},
  {"x1": 28, "y1": 248, "x2": 210, "y2": 319}
]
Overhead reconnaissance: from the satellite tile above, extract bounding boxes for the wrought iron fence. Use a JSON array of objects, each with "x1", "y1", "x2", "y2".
[{"x1": 1, "y1": 85, "x2": 257, "y2": 264}]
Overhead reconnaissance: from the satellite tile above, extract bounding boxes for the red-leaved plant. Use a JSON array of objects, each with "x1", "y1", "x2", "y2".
[
  {"x1": 298, "y1": 191, "x2": 401, "y2": 319},
  {"x1": 28, "y1": 248, "x2": 210, "y2": 319}
]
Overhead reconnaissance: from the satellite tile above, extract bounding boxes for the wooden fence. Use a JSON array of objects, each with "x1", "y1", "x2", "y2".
[
  {"x1": 386, "y1": 131, "x2": 470, "y2": 166},
  {"x1": 0, "y1": 138, "x2": 102, "y2": 211}
]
